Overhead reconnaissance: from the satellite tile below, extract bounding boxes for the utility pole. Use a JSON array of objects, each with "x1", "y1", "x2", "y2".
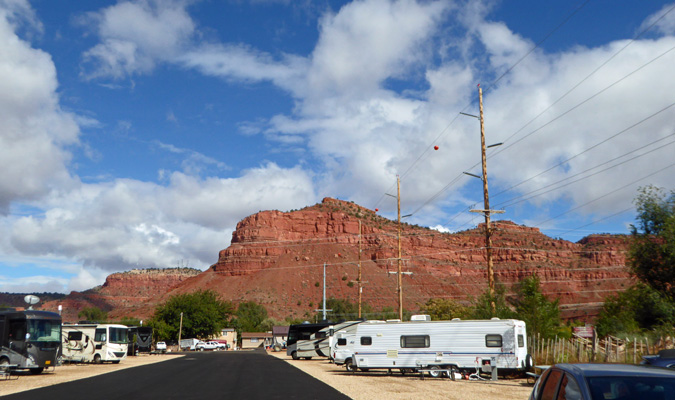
[
  {"x1": 469, "y1": 85, "x2": 504, "y2": 316},
  {"x1": 315, "y1": 262, "x2": 332, "y2": 321},
  {"x1": 178, "y1": 312, "x2": 183, "y2": 349},
  {"x1": 358, "y1": 220, "x2": 362, "y2": 319},
  {"x1": 397, "y1": 176, "x2": 403, "y2": 320},
  {"x1": 386, "y1": 176, "x2": 412, "y2": 320}
]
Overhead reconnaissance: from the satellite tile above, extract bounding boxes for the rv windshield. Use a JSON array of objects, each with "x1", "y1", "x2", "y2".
[
  {"x1": 27, "y1": 319, "x2": 61, "y2": 342},
  {"x1": 109, "y1": 327, "x2": 128, "y2": 344}
]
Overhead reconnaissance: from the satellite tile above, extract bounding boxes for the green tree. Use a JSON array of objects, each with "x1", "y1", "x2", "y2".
[
  {"x1": 629, "y1": 186, "x2": 675, "y2": 299},
  {"x1": 78, "y1": 306, "x2": 108, "y2": 322},
  {"x1": 511, "y1": 274, "x2": 561, "y2": 339},
  {"x1": 149, "y1": 290, "x2": 234, "y2": 340},
  {"x1": 596, "y1": 283, "x2": 675, "y2": 337},
  {"x1": 232, "y1": 301, "x2": 270, "y2": 332},
  {"x1": 421, "y1": 298, "x2": 470, "y2": 320},
  {"x1": 470, "y1": 284, "x2": 516, "y2": 320}
]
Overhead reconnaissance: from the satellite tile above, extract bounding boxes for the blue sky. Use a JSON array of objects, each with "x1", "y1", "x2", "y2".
[{"x1": 1, "y1": 0, "x2": 674, "y2": 294}]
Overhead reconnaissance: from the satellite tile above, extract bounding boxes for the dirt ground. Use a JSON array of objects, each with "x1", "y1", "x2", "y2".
[
  {"x1": 0, "y1": 354, "x2": 181, "y2": 397},
  {"x1": 1, "y1": 351, "x2": 534, "y2": 399},
  {"x1": 268, "y1": 351, "x2": 534, "y2": 400}
]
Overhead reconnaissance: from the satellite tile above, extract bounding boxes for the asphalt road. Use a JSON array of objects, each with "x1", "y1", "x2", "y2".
[{"x1": 4, "y1": 349, "x2": 351, "y2": 400}]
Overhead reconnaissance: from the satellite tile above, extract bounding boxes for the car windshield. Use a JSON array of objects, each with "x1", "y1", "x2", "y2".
[
  {"x1": 27, "y1": 319, "x2": 61, "y2": 342},
  {"x1": 587, "y1": 376, "x2": 675, "y2": 400}
]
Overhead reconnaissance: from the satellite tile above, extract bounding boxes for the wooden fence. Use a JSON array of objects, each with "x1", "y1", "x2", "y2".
[{"x1": 528, "y1": 334, "x2": 674, "y2": 365}]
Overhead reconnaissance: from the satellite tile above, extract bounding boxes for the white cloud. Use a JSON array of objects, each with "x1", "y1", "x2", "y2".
[
  {"x1": 640, "y1": 3, "x2": 675, "y2": 36},
  {"x1": 8, "y1": 163, "x2": 315, "y2": 273},
  {"x1": 0, "y1": 3, "x2": 79, "y2": 213},
  {"x1": 80, "y1": 0, "x2": 195, "y2": 79}
]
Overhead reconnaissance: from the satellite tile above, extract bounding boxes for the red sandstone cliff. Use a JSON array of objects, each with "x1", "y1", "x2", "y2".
[
  {"x1": 163, "y1": 198, "x2": 632, "y2": 321},
  {"x1": 41, "y1": 268, "x2": 201, "y2": 322},
  {"x1": 39, "y1": 198, "x2": 633, "y2": 322}
]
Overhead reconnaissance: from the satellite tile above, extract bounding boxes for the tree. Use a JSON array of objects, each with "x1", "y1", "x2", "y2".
[
  {"x1": 596, "y1": 283, "x2": 675, "y2": 337},
  {"x1": 232, "y1": 301, "x2": 270, "y2": 332},
  {"x1": 470, "y1": 284, "x2": 516, "y2": 320},
  {"x1": 149, "y1": 290, "x2": 234, "y2": 341},
  {"x1": 78, "y1": 306, "x2": 108, "y2": 322},
  {"x1": 629, "y1": 186, "x2": 675, "y2": 299},
  {"x1": 511, "y1": 274, "x2": 561, "y2": 340},
  {"x1": 421, "y1": 298, "x2": 470, "y2": 320}
]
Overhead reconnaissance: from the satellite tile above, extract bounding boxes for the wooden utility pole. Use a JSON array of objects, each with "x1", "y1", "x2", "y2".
[
  {"x1": 397, "y1": 176, "x2": 403, "y2": 320},
  {"x1": 470, "y1": 86, "x2": 504, "y2": 316},
  {"x1": 178, "y1": 312, "x2": 183, "y2": 347},
  {"x1": 358, "y1": 220, "x2": 362, "y2": 319},
  {"x1": 386, "y1": 176, "x2": 412, "y2": 320}
]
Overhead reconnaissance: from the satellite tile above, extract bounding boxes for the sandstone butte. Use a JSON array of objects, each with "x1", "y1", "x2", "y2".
[{"x1": 42, "y1": 197, "x2": 632, "y2": 323}]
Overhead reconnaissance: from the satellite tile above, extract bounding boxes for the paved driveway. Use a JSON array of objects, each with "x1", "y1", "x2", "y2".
[{"x1": 4, "y1": 349, "x2": 350, "y2": 400}]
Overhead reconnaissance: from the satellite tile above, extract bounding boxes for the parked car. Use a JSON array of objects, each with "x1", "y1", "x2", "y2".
[
  {"x1": 155, "y1": 341, "x2": 167, "y2": 353},
  {"x1": 641, "y1": 349, "x2": 675, "y2": 369},
  {"x1": 529, "y1": 363, "x2": 675, "y2": 400},
  {"x1": 195, "y1": 341, "x2": 220, "y2": 351}
]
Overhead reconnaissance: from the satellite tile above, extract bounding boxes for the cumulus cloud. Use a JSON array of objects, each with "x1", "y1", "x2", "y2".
[
  {"x1": 9, "y1": 163, "x2": 315, "y2": 272},
  {"x1": 0, "y1": 2, "x2": 79, "y2": 213},
  {"x1": 80, "y1": 0, "x2": 196, "y2": 79},
  {"x1": 3, "y1": 0, "x2": 675, "y2": 294}
]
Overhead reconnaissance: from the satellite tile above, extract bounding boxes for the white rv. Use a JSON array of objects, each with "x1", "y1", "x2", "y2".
[
  {"x1": 337, "y1": 318, "x2": 531, "y2": 376},
  {"x1": 61, "y1": 324, "x2": 128, "y2": 363},
  {"x1": 295, "y1": 321, "x2": 365, "y2": 360}
]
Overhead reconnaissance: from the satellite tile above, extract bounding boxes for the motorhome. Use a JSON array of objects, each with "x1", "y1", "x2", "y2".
[
  {"x1": 286, "y1": 322, "x2": 332, "y2": 360},
  {"x1": 0, "y1": 309, "x2": 61, "y2": 374},
  {"x1": 127, "y1": 326, "x2": 153, "y2": 355},
  {"x1": 338, "y1": 318, "x2": 531, "y2": 376},
  {"x1": 61, "y1": 323, "x2": 128, "y2": 363}
]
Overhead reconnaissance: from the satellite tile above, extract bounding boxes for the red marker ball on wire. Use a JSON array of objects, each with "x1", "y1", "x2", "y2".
[{"x1": 434, "y1": 145, "x2": 439, "y2": 150}]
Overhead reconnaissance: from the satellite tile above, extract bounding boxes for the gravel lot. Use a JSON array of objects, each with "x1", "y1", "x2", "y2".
[
  {"x1": 268, "y1": 351, "x2": 534, "y2": 400},
  {"x1": 1, "y1": 351, "x2": 533, "y2": 399}
]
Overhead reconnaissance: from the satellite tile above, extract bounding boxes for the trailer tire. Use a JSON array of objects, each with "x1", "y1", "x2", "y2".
[
  {"x1": 0, "y1": 357, "x2": 9, "y2": 369},
  {"x1": 93, "y1": 354, "x2": 102, "y2": 364},
  {"x1": 428, "y1": 365, "x2": 442, "y2": 378},
  {"x1": 345, "y1": 359, "x2": 357, "y2": 373},
  {"x1": 291, "y1": 351, "x2": 299, "y2": 360},
  {"x1": 525, "y1": 354, "x2": 534, "y2": 371},
  {"x1": 273, "y1": 344, "x2": 282, "y2": 352}
]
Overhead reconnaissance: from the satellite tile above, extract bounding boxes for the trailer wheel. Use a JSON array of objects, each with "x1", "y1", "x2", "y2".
[
  {"x1": 291, "y1": 351, "x2": 299, "y2": 360},
  {"x1": 93, "y1": 354, "x2": 102, "y2": 364},
  {"x1": 525, "y1": 354, "x2": 534, "y2": 371},
  {"x1": 345, "y1": 359, "x2": 357, "y2": 373},
  {"x1": 428, "y1": 366, "x2": 442, "y2": 378}
]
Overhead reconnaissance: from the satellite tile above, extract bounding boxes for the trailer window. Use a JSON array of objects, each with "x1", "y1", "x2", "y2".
[
  {"x1": 337, "y1": 338, "x2": 347, "y2": 346},
  {"x1": 485, "y1": 334, "x2": 502, "y2": 347},
  {"x1": 518, "y1": 334, "x2": 524, "y2": 347},
  {"x1": 360, "y1": 336, "x2": 372, "y2": 346},
  {"x1": 109, "y1": 327, "x2": 128, "y2": 344},
  {"x1": 68, "y1": 331, "x2": 83, "y2": 341},
  {"x1": 401, "y1": 335, "x2": 430, "y2": 348},
  {"x1": 95, "y1": 328, "x2": 107, "y2": 342},
  {"x1": 315, "y1": 332, "x2": 326, "y2": 339}
]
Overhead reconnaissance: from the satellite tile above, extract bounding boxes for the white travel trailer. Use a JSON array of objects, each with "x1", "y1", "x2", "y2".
[
  {"x1": 61, "y1": 324, "x2": 128, "y2": 364},
  {"x1": 295, "y1": 321, "x2": 365, "y2": 360},
  {"x1": 337, "y1": 318, "x2": 531, "y2": 376}
]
